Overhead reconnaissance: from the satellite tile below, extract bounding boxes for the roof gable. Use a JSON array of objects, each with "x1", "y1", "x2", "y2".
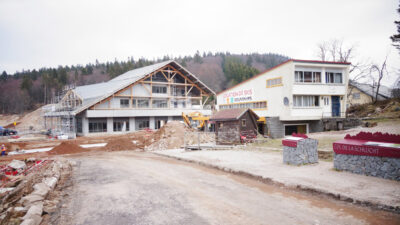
[{"x1": 73, "y1": 60, "x2": 214, "y2": 114}]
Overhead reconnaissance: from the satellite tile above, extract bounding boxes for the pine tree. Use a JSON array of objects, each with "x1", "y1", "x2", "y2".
[
  {"x1": 20, "y1": 75, "x2": 33, "y2": 93},
  {"x1": 391, "y1": 3, "x2": 400, "y2": 53},
  {"x1": 0, "y1": 71, "x2": 7, "y2": 81},
  {"x1": 194, "y1": 50, "x2": 203, "y2": 64}
]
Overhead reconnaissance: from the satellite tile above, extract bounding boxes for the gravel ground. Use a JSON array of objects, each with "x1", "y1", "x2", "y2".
[
  {"x1": 56, "y1": 151, "x2": 400, "y2": 225},
  {"x1": 156, "y1": 149, "x2": 400, "y2": 211}
]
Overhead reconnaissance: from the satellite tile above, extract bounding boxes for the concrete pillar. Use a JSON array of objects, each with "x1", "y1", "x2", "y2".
[
  {"x1": 107, "y1": 117, "x2": 113, "y2": 133},
  {"x1": 129, "y1": 117, "x2": 135, "y2": 131},
  {"x1": 168, "y1": 116, "x2": 173, "y2": 122},
  {"x1": 82, "y1": 117, "x2": 89, "y2": 136},
  {"x1": 149, "y1": 117, "x2": 155, "y2": 130}
]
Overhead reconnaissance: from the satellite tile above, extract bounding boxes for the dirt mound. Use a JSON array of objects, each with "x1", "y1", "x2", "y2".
[
  {"x1": 16, "y1": 107, "x2": 44, "y2": 130},
  {"x1": 48, "y1": 141, "x2": 86, "y2": 155},
  {"x1": 147, "y1": 121, "x2": 214, "y2": 150},
  {"x1": 106, "y1": 136, "x2": 140, "y2": 151}
]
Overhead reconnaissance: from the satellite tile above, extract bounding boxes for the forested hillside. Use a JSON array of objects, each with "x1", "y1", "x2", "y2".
[{"x1": 0, "y1": 52, "x2": 288, "y2": 114}]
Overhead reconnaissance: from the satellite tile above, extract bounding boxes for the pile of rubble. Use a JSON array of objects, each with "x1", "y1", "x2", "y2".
[
  {"x1": 146, "y1": 121, "x2": 215, "y2": 150},
  {"x1": 0, "y1": 158, "x2": 72, "y2": 225}
]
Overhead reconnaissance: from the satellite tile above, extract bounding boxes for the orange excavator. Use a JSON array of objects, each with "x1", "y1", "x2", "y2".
[{"x1": 182, "y1": 112, "x2": 209, "y2": 130}]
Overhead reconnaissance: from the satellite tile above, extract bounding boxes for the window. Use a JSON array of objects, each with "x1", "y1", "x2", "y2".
[
  {"x1": 152, "y1": 99, "x2": 168, "y2": 108},
  {"x1": 352, "y1": 93, "x2": 360, "y2": 99},
  {"x1": 241, "y1": 119, "x2": 246, "y2": 127},
  {"x1": 137, "y1": 120, "x2": 149, "y2": 130},
  {"x1": 137, "y1": 99, "x2": 149, "y2": 108},
  {"x1": 76, "y1": 118, "x2": 82, "y2": 133},
  {"x1": 132, "y1": 99, "x2": 136, "y2": 108},
  {"x1": 313, "y1": 72, "x2": 321, "y2": 83},
  {"x1": 295, "y1": 71, "x2": 321, "y2": 83},
  {"x1": 120, "y1": 99, "x2": 129, "y2": 108},
  {"x1": 266, "y1": 77, "x2": 283, "y2": 88},
  {"x1": 293, "y1": 96, "x2": 320, "y2": 107},
  {"x1": 88, "y1": 119, "x2": 107, "y2": 133},
  {"x1": 326, "y1": 72, "x2": 342, "y2": 84},
  {"x1": 304, "y1": 72, "x2": 312, "y2": 82},
  {"x1": 152, "y1": 86, "x2": 167, "y2": 94},
  {"x1": 323, "y1": 97, "x2": 329, "y2": 105},
  {"x1": 113, "y1": 119, "x2": 129, "y2": 132},
  {"x1": 219, "y1": 101, "x2": 267, "y2": 110}
]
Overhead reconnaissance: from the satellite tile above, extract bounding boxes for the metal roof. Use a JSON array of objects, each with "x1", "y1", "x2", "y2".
[
  {"x1": 349, "y1": 80, "x2": 392, "y2": 100},
  {"x1": 71, "y1": 60, "x2": 214, "y2": 115},
  {"x1": 210, "y1": 108, "x2": 259, "y2": 121}
]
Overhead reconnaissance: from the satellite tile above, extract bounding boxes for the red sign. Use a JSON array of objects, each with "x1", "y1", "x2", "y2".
[
  {"x1": 333, "y1": 139, "x2": 400, "y2": 158},
  {"x1": 282, "y1": 139, "x2": 298, "y2": 147}
]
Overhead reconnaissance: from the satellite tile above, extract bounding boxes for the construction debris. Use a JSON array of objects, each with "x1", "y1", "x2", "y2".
[
  {"x1": 146, "y1": 121, "x2": 214, "y2": 150},
  {"x1": 0, "y1": 159, "x2": 72, "y2": 225},
  {"x1": 8, "y1": 160, "x2": 26, "y2": 171}
]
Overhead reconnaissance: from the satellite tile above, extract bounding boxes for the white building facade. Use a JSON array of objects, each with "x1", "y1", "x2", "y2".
[
  {"x1": 216, "y1": 59, "x2": 350, "y2": 138},
  {"x1": 44, "y1": 60, "x2": 215, "y2": 136}
]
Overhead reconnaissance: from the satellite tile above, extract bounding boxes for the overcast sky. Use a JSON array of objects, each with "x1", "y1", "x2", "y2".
[{"x1": 0, "y1": 0, "x2": 399, "y2": 84}]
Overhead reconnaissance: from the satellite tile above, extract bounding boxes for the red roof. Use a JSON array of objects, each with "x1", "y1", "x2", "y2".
[
  {"x1": 217, "y1": 59, "x2": 351, "y2": 95},
  {"x1": 210, "y1": 108, "x2": 259, "y2": 121}
]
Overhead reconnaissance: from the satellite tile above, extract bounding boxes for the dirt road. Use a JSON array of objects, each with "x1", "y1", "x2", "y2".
[{"x1": 56, "y1": 151, "x2": 400, "y2": 225}]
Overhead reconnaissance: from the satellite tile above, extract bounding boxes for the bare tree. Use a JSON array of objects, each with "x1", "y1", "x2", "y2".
[
  {"x1": 346, "y1": 62, "x2": 372, "y2": 103},
  {"x1": 316, "y1": 41, "x2": 328, "y2": 61},
  {"x1": 316, "y1": 39, "x2": 356, "y2": 63},
  {"x1": 369, "y1": 56, "x2": 388, "y2": 103}
]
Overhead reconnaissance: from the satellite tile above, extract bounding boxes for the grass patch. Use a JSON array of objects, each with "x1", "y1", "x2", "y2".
[{"x1": 249, "y1": 138, "x2": 283, "y2": 149}]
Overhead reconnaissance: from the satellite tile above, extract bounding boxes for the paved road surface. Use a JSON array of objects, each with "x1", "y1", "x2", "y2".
[{"x1": 57, "y1": 151, "x2": 400, "y2": 225}]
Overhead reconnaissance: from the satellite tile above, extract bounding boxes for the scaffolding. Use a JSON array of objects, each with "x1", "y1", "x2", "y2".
[{"x1": 42, "y1": 84, "x2": 79, "y2": 139}]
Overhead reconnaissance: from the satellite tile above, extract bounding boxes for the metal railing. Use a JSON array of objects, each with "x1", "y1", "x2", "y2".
[{"x1": 322, "y1": 112, "x2": 346, "y2": 118}]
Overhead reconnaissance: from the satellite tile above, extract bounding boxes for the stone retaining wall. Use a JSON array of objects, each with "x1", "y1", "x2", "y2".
[
  {"x1": 283, "y1": 139, "x2": 318, "y2": 165},
  {"x1": 334, "y1": 154, "x2": 400, "y2": 181}
]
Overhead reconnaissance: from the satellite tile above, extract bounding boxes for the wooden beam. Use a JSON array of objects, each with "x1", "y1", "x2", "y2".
[
  {"x1": 186, "y1": 85, "x2": 194, "y2": 96},
  {"x1": 202, "y1": 96, "x2": 210, "y2": 106},
  {"x1": 169, "y1": 65, "x2": 207, "y2": 95},
  {"x1": 160, "y1": 71, "x2": 169, "y2": 81},
  {"x1": 170, "y1": 72, "x2": 177, "y2": 81},
  {"x1": 140, "y1": 82, "x2": 152, "y2": 94}
]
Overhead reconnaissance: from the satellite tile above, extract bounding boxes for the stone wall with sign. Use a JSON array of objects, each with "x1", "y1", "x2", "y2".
[
  {"x1": 333, "y1": 132, "x2": 400, "y2": 181},
  {"x1": 334, "y1": 154, "x2": 400, "y2": 180},
  {"x1": 283, "y1": 138, "x2": 318, "y2": 165}
]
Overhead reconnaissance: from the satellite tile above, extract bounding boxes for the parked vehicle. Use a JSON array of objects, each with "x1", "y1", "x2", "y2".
[{"x1": 0, "y1": 126, "x2": 18, "y2": 136}]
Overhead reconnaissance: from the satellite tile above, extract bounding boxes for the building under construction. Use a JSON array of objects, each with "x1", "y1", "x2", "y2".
[{"x1": 43, "y1": 60, "x2": 215, "y2": 138}]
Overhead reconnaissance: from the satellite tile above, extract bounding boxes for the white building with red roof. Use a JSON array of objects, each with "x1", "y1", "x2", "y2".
[{"x1": 216, "y1": 59, "x2": 350, "y2": 138}]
